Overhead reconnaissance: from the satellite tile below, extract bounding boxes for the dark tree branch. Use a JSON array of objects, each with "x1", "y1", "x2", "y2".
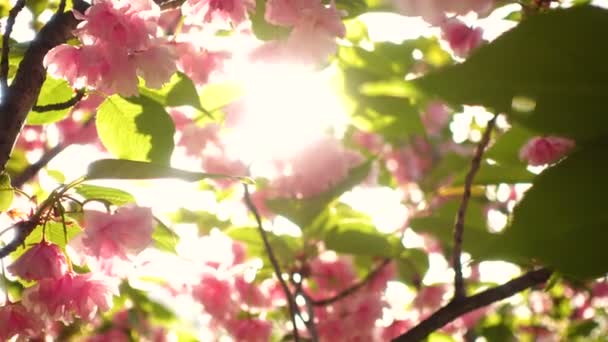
[
  {"x1": 242, "y1": 184, "x2": 301, "y2": 342},
  {"x1": 310, "y1": 258, "x2": 391, "y2": 306},
  {"x1": 291, "y1": 276, "x2": 319, "y2": 341},
  {"x1": 452, "y1": 115, "x2": 497, "y2": 300},
  {"x1": 0, "y1": 0, "x2": 90, "y2": 175},
  {"x1": 0, "y1": 0, "x2": 26, "y2": 93},
  {"x1": 32, "y1": 89, "x2": 84, "y2": 112},
  {"x1": 393, "y1": 268, "x2": 552, "y2": 342},
  {"x1": 12, "y1": 145, "x2": 65, "y2": 188}
]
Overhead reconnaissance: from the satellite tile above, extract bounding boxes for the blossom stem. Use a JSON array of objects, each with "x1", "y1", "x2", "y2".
[
  {"x1": 242, "y1": 184, "x2": 301, "y2": 342},
  {"x1": 452, "y1": 114, "x2": 497, "y2": 300},
  {"x1": 31, "y1": 89, "x2": 85, "y2": 112}
]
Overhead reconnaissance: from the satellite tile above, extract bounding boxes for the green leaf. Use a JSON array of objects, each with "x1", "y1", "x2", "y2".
[
  {"x1": 85, "y1": 159, "x2": 248, "y2": 182},
  {"x1": 324, "y1": 220, "x2": 394, "y2": 257},
  {"x1": 166, "y1": 72, "x2": 203, "y2": 110},
  {"x1": 96, "y1": 95, "x2": 175, "y2": 164},
  {"x1": 170, "y1": 208, "x2": 230, "y2": 234},
  {"x1": 409, "y1": 199, "x2": 502, "y2": 261},
  {"x1": 75, "y1": 184, "x2": 136, "y2": 206},
  {"x1": 0, "y1": 172, "x2": 13, "y2": 211},
  {"x1": 199, "y1": 81, "x2": 244, "y2": 112},
  {"x1": 10, "y1": 221, "x2": 82, "y2": 261},
  {"x1": 27, "y1": 77, "x2": 75, "y2": 125},
  {"x1": 499, "y1": 143, "x2": 608, "y2": 278},
  {"x1": 485, "y1": 125, "x2": 536, "y2": 166},
  {"x1": 266, "y1": 160, "x2": 372, "y2": 229},
  {"x1": 152, "y1": 219, "x2": 179, "y2": 254},
  {"x1": 414, "y1": 6, "x2": 608, "y2": 141},
  {"x1": 396, "y1": 248, "x2": 429, "y2": 286}
]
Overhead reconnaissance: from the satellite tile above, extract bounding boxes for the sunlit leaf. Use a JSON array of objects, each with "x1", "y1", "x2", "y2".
[
  {"x1": 97, "y1": 95, "x2": 175, "y2": 164},
  {"x1": 27, "y1": 77, "x2": 75, "y2": 125},
  {"x1": 85, "y1": 159, "x2": 249, "y2": 182},
  {"x1": 0, "y1": 172, "x2": 14, "y2": 211},
  {"x1": 75, "y1": 184, "x2": 136, "y2": 206}
]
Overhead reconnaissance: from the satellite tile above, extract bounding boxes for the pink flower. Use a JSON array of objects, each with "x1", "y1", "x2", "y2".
[
  {"x1": 56, "y1": 115, "x2": 99, "y2": 146},
  {"x1": 352, "y1": 130, "x2": 384, "y2": 153},
  {"x1": 422, "y1": 101, "x2": 451, "y2": 136},
  {"x1": 310, "y1": 256, "x2": 357, "y2": 292},
  {"x1": 174, "y1": 42, "x2": 227, "y2": 86},
  {"x1": 394, "y1": 0, "x2": 494, "y2": 25},
  {"x1": 414, "y1": 284, "x2": 447, "y2": 310},
  {"x1": 81, "y1": 205, "x2": 154, "y2": 260},
  {"x1": 382, "y1": 319, "x2": 413, "y2": 340},
  {"x1": 235, "y1": 276, "x2": 269, "y2": 308},
  {"x1": 519, "y1": 136, "x2": 575, "y2": 166},
  {"x1": 133, "y1": 42, "x2": 177, "y2": 89},
  {"x1": 441, "y1": 19, "x2": 484, "y2": 58},
  {"x1": 226, "y1": 318, "x2": 272, "y2": 342},
  {"x1": 266, "y1": 0, "x2": 345, "y2": 64},
  {"x1": 178, "y1": 122, "x2": 222, "y2": 157},
  {"x1": 8, "y1": 241, "x2": 68, "y2": 281},
  {"x1": 74, "y1": 0, "x2": 158, "y2": 50},
  {"x1": 0, "y1": 302, "x2": 43, "y2": 340},
  {"x1": 22, "y1": 273, "x2": 116, "y2": 322},
  {"x1": 269, "y1": 137, "x2": 363, "y2": 199},
  {"x1": 192, "y1": 273, "x2": 237, "y2": 321},
  {"x1": 15, "y1": 125, "x2": 45, "y2": 151},
  {"x1": 183, "y1": 0, "x2": 254, "y2": 25}
]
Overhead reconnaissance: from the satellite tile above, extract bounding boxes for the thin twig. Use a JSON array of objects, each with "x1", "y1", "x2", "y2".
[
  {"x1": 242, "y1": 184, "x2": 301, "y2": 342},
  {"x1": 12, "y1": 115, "x2": 94, "y2": 188},
  {"x1": 310, "y1": 258, "x2": 391, "y2": 306},
  {"x1": 0, "y1": 0, "x2": 26, "y2": 95},
  {"x1": 452, "y1": 115, "x2": 497, "y2": 300},
  {"x1": 393, "y1": 268, "x2": 552, "y2": 342},
  {"x1": 291, "y1": 275, "x2": 319, "y2": 341},
  {"x1": 32, "y1": 89, "x2": 84, "y2": 112}
]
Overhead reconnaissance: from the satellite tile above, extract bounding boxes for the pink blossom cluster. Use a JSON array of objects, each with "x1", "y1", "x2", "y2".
[
  {"x1": 519, "y1": 136, "x2": 575, "y2": 166},
  {"x1": 394, "y1": 0, "x2": 494, "y2": 25},
  {"x1": 187, "y1": 236, "x2": 274, "y2": 341},
  {"x1": 267, "y1": 137, "x2": 363, "y2": 199},
  {"x1": 85, "y1": 309, "x2": 168, "y2": 341},
  {"x1": 176, "y1": 119, "x2": 248, "y2": 187},
  {"x1": 44, "y1": 0, "x2": 176, "y2": 96},
  {"x1": 183, "y1": 0, "x2": 254, "y2": 26},
  {"x1": 306, "y1": 256, "x2": 395, "y2": 341},
  {"x1": 385, "y1": 138, "x2": 434, "y2": 185},
  {"x1": 257, "y1": 0, "x2": 346, "y2": 64}
]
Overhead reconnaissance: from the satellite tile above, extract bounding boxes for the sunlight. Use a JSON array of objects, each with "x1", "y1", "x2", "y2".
[{"x1": 224, "y1": 63, "x2": 349, "y2": 167}]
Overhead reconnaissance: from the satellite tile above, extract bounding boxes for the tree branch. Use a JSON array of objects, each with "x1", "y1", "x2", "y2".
[
  {"x1": 452, "y1": 115, "x2": 497, "y2": 300},
  {"x1": 32, "y1": 89, "x2": 85, "y2": 112},
  {"x1": 310, "y1": 258, "x2": 391, "y2": 306},
  {"x1": 0, "y1": 0, "x2": 26, "y2": 93},
  {"x1": 242, "y1": 184, "x2": 301, "y2": 342},
  {"x1": 0, "y1": 0, "x2": 90, "y2": 175},
  {"x1": 393, "y1": 268, "x2": 552, "y2": 342}
]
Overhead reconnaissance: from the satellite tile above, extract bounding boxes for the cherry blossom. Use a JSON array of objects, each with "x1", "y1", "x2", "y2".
[
  {"x1": 22, "y1": 273, "x2": 116, "y2": 322},
  {"x1": 225, "y1": 317, "x2": 272, "y2": 342},
  {"x1": 268, "y1": 137, "x2": 363, "y2": 199},
  {"x1": 309, "y1": 255, "x2": 357, "y2": 293},
  {"x1": 7, "y1": 241, "x2": 68, "y2": 281},
  {"x1": 441, "y1": 19, "x2": 484, "y2": 58},
  {"x1": 519, "y1": 136, "x2": 575, "y2": 166},
  {"x1": 422, "y1": 101, "x2": 451, "y2": 136},
  {"x1": 0, "y1": 302, "x2": 43, "y2": 340},
  {"x1": 81, "y1": 205, "x2": 154, "y2": 260},
  {"x1": 192, "y1": 272, "x2": 237, "y2": 321},
  {"x1": 183, "y1": 0, "x2": 254, "y2": 26},
  {"x1": 174, "y1": 42, "x2": 227, "y2": 86},
  {"x1": 265, "y1": 0, "x2": 345, "y2": 63},
  {"x1": 394, "y1": 0, "x2": 494, "y2": 25}
]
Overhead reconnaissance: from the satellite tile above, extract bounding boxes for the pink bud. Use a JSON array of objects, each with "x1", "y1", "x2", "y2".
[
  {"x1": 519, "y1": 136, "x2": 575, "y2": 166},
  {"x1": 441, "y1": 19, "x2": 484, "y2": 58},
  {"x1": 8, "y1": 241, "x2": 68, "y2": 281}
]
